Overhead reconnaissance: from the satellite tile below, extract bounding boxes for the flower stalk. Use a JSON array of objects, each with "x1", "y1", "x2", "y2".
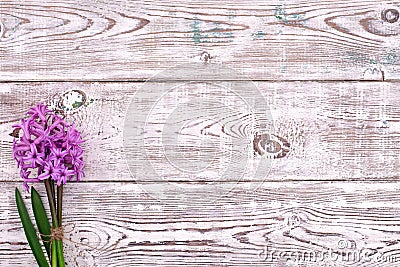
[
  {"x1": 56, "y1": 184, "x2": 65, "y2": 267},
  {"x1": 44, "y1": 179, "x2": 62, "y2": 266},
  {"x1": 12, "y1": 104, "x2": 84, "y2": 266},
  {"x1": 44, "y1": 180, "x2": 58, "y2": 227}
]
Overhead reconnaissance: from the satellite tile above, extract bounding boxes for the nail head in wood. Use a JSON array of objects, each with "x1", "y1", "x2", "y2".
[
  {"x1": 287, "y1": 214, "x2": 301, "y2": 228},
  {"x1": 381, "y1": 9, "x2": 399, "y2": 23},
  {"x1": 200, "y1": 51, "x2": 212, "y2": 62}
]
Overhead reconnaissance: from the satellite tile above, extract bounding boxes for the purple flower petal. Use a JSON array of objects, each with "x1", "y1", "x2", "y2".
[{"x1": 12, "y1": 104, "x2": 85, "y2": 190}]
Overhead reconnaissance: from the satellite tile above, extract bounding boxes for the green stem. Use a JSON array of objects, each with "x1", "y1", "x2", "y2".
[
  {"x1": 51, "y1": 242, "x2": 57, "y2": 267},
  {"x1": 56, "y1": 241, "x2": 65, "y2": 267},
  {"x1": 57, "y1": 185, "x2": 63, "y2": 226},
  {"x1": 56, "y1": 185, "x2": 65, "y2": 267},
  {"x1": 45, "y1": 180, "x2": 58, "y2": 266},
  {"x1": 50, "y1": 180, "x2": 55, "y2": 207},
  {"x1": 44, "y1": 180, "x2": 58, "y2": 227}
]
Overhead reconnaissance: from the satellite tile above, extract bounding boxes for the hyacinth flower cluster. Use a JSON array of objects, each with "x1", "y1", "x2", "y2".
[
  {"x1": 13, "y1": 103, "x2": 84, "y2": 190},
  {"x1": 13, "y1": 103, "x2": 84, "y2": 267}
]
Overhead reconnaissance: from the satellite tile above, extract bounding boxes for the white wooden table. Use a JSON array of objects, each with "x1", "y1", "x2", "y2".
[{"x1": 1, "y1": 1, "x2": 400, "y2": 266}]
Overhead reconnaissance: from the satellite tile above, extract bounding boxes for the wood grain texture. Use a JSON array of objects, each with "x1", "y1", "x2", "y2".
[
  {"x1": 2, "y1": 182, "x2": 400, "y2": 266},
  {"x1": 1, "y1": 81, "x2": 400, "y2": 183},
  {"x1": 1, "y1": 0, "x2": 400, "y2": 81},
  {"x1": 2, "y1": 2, "x2": 400, "y2": 266}
]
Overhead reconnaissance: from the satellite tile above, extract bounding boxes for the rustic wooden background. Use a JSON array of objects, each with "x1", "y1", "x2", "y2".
[{"x1": 2, "y1": 0, "x2": 400, "y2": 266}]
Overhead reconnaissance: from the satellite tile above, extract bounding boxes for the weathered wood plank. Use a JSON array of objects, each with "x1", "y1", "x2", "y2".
[
  {"x1": 1, "y1": 0, "x2": 400, "y2": 81},
  {"x1": 2, "y1": 182, "x2": 400, "y2": 266},
  {"x1": 1, "y1": 81, "x2": 400, "y2": 183}
]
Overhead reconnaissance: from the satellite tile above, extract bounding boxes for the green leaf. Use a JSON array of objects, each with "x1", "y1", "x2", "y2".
[
  {"x1": 31, "y1": 187, "x2": 51, "y2": 260},
  {"x1": 15, "y1": 188, "x2": 50, "y2": 267}
]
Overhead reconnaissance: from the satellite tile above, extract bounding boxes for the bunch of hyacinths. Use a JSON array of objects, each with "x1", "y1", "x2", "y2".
[{"x1": 13, "y1": 103, "x2": 84, "y2": 267}]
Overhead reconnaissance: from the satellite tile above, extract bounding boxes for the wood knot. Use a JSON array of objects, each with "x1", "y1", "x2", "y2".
[
  {"x1": 381, "y1": 9, "x2": 399, "y2": 23},
  {"x1": 253, "y1": 132, "x2": 290, "y2": 158},
  {"x1": 58, "y1": 89, "x2": 87, "y2": 113}
]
